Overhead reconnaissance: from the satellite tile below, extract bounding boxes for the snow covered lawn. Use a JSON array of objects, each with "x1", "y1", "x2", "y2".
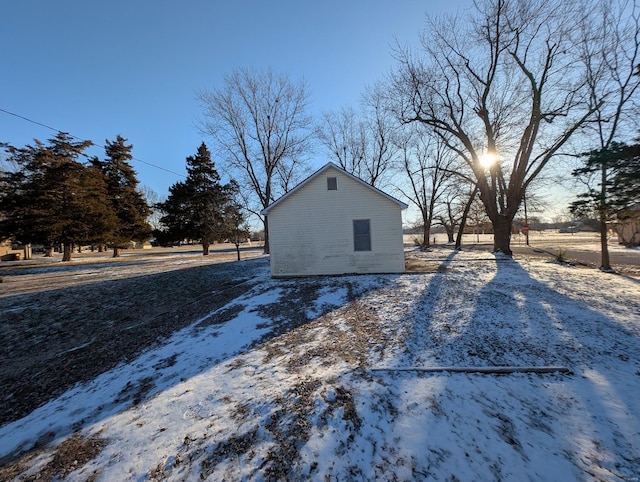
[{"x1": 1, "y1": 249, "x2": 639, "y2": 480}]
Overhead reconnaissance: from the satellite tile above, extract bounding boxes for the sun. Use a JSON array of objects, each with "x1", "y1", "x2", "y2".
[{"x1": 479, "y1": 152, "x2": 497, "y2": 168}]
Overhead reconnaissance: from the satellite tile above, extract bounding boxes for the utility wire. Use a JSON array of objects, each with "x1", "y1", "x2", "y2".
[{"x1": 0, "y1": 107, "x2": 185, "y2": 178}]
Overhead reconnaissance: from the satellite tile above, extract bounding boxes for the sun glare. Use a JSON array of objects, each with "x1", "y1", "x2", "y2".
[{"x1": 479, "y1": 152, "x2": 497, "y2": 168}]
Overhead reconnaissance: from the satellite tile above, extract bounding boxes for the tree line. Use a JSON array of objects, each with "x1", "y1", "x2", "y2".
[
  {"x1": 0, "y1": 135, "x2": 246, "y2": 260},
  {"x1": 2, "y1": 0, "x2": 639, "y2": 268},
  {"x1": 0, "y1": 133, "x2": 151, "y2": 261}
]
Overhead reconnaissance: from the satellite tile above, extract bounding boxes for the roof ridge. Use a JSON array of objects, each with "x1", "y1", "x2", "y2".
[{"x1": 260, "y1": 162, "x2": 407, "y2": 215}]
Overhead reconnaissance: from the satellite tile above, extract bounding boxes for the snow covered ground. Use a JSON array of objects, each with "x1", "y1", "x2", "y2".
[{"x1": 1, "y1": 248, "x2": 639, "y2": 481}]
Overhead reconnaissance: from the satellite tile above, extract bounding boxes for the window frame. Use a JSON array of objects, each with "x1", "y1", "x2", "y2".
[
  {"x1": 327, "y1": 176, "x2": 338, "y2": 191},
  {"x1": 353, "y1": 219, "x2": 372, "y2": 251}
]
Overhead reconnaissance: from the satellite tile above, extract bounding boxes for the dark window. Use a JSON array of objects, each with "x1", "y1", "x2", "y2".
[
  {"x1": 327, "y1": 176, "x2": 338, "y2": 190},
  {"x1": 353, "y1": 219, "x2": 371, "y2": 251}
]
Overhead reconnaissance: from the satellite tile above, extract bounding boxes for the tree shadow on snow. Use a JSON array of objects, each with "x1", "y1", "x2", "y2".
[{"x1": 392, "y1": 252, "x2": 640, "y2": 479}]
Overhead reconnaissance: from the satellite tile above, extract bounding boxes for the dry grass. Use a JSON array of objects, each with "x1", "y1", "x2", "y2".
[
  {"x1": 0, "y1": 253, "x2": 264, "y2": 426},
  {"x1": 405, "y1": 257, "x2": 449, "y2": 273},
  {"x1": 0, "y1": 433, "x2": 107, "y2": 481}
]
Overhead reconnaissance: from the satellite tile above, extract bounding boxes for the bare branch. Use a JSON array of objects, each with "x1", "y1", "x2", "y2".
[{"x1": 197, "y1": 67, "x2": 312, "y2": 253}]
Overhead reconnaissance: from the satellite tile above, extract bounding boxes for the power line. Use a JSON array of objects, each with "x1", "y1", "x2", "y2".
[{"x1": 0, "y1": 107, "x2": 185, "y2": 178}]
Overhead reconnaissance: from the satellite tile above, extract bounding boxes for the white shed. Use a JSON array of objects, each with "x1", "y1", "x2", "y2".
[{"x1": 261, "y1": 162, "x2": 407, "y2": 277}]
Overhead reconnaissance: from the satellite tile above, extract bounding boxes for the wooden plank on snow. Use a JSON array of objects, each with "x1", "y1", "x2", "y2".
[{"x1": 369, "y1": 366, "x2": 572, "y2": 375}]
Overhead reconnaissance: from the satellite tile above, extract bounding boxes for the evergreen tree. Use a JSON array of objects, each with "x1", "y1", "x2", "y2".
[
  {"x1": 80, "y1": 162, "x2": 120, "y2": 249},
  {"x1": 154, "y1": 181, "x2": 192, "y2": 246},
  {"x1": 156, "y1": 143, "x2": 241, "y2": 255},
  {"x1": 571, "y1": 141, "x2": 640, "y2": 251},
  {"x1": 0, "y1": 133, "x2": 112, "y2": 261},
  {"x1": 0, "y1": 146, "x2": 30, "y2": 244},
  {"x1": 93, "y1": 135, "x2": 151, "y2": 257},
  {"x1": 609, "y1": 143, "x2": 640, "y2": 211}
]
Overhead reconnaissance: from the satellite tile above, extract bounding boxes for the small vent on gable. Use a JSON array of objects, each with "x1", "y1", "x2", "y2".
[{"x1": 327, "y1": 176, "x2": 338, "y2": 190}]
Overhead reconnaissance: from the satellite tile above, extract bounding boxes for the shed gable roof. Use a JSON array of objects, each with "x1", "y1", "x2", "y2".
[{"x1": 260, "y1": 162, "x2": 408, "y2": 215}]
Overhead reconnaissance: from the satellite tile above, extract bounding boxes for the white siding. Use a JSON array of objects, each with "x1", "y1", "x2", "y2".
[{"x1": 267, "y1": 166, "x2": 405, "y2": 276}]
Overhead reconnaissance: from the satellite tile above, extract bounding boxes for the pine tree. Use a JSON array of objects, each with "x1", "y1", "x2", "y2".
[
  {"x1": 571, "y1": 141, "x2": 640, "y2": 252},
  {"x1": 0, "y1": 133, "x2": 116, "y2": 261},
  {"x1": 39, "y1": 134, "x2": 97, "y2": 261},
  {"x1": 2, "y1": 134, "x2": 89, "y2": 260},
  {"x1": 80, "y1": 163, "x2": 119, "y2": 249},
  {"x1": 94, "y1": 135, "x2": 152, "y2": 257},
  {"x1": 609, "y1": 143, "x2": 640, "y2": 212},
  {"x1": 223, "y1": 198, "x2": 250, "y2": 260},
  {"x1": 0, "y1": 145, "x2": 30, "y2": 244},
  {"x1": 156, "y1": 143, "x2": 242, "y2": 255},
  {"x1": 154, "y1": 181, "x2": 192, "y2": 246}
]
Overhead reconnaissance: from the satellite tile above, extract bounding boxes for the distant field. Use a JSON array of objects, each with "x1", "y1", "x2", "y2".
[
  {"x1": 404, "y1": 230, "x2": 640, "y2": 275},
  {"x1": 404, "y1": 229, "x2": 604, "y2": 247},
  {"x1": 1, "y1": 242, "x2": 264, "y2": 266}
]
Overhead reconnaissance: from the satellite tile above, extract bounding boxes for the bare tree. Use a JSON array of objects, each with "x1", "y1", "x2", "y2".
[
  {"x1": 361, "y1": 84, "x2": 401, "y2": 187},
  {"x1": 396, "y1": 126, "x2": 458, "y2": 249},
  {"x1": 198, "y1": 67, "x2": 312, "y2": 253},
  {"x1": 575, "y1": 0, "x2": 640, "y2": 271},
  {"x1": 391, "y1": 0, "x2": 603, "y2": 255},
  {"x1": 454, "y1": 184, "x2": 480, "y2": 250},
  {"x1": 316, "y1": 85, "x2": 399, "y2": 187},
  {"x1": 436, "y1": 180, "x2": 470, "y2": 244},
  {"x1": 316, "y1": 107, "x2": 367, "y2": 178},
  {"x1": 139, "y1": 185, "x2": 165, "y2": 232},
  {"x1": 467, "y1": 193, "x2": 491, "y2": 244}
]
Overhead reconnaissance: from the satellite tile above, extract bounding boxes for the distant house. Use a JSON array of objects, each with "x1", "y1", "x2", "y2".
[
  {"x1": 616, "y1": 203, "x2": 640, "y2": 247},
  {"x1": 261, "y1": 162, "x2": 407, "y2": 277},
  {"x1": 0, "y1": 239, "x2": 26, "y2": 261},
  {"x1": 129, "y1": 240, "x2": 153, "y2": 250},
  {"x1": 0, "y1": 239, "x2": 14, "y2": 260}
]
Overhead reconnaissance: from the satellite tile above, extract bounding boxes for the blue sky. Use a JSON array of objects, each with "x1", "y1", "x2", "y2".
[{"x1": 1, "y1": 1, "x2": 471, "y2": 197}]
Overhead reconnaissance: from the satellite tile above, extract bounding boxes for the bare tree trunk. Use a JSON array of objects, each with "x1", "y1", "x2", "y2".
[
  {"x1": 263, "y1": 216, "x2": 270, "y2": 254},
  {"x1": 599, "y1": 214, "x2": 611, "y2": 270},
  {"x1": 113, "y1": 247, "x2": 120, "y2": 258},
  {"x1": 599, "y1": 164, "x2": 612, "y2": 271},
  {"x1": 202, "y1": 241, "x2": 210, "y2": 255},
  {"x1": 62, "y1": 243, "x2": 72, "y2": 262},
  {"x1": 421, "y1": 220, "x2": 430, "y2": 249},
  {"x1": 455, "y1": 187, "x2": 478, "y2": 250},
  {"x1": 44, "y1": 245, "x2": 54, "y2": 257},
  {"x1": 492, "y1": 215, "x2": 513, "y2": 256},
  {"x1": 445, "y1": 227, "x2": 454, "y2": 243},
  {"x1": 23, "y1": 244, "x2": 32, "y2": 261},
  {"x1": 235, "y1": 243, "x2": 241, "y2": 261}
]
